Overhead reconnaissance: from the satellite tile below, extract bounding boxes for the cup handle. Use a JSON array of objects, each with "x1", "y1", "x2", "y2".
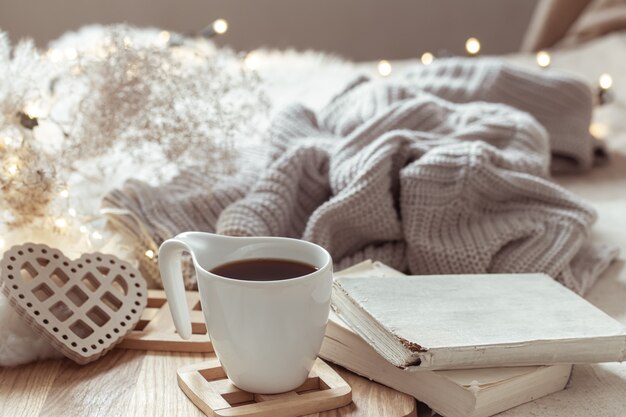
[{"x1": 158, "y1": 237, "x2": 193, "y2": 340}]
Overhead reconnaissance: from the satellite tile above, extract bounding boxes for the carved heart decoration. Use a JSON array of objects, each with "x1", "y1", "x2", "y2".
[{"x1": 0, "y1": 243, "x2": 148, "y2": 364}]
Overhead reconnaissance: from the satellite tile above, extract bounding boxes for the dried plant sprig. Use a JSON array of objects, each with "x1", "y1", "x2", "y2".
[
  {"x1": 65, "y1": 26, "x2": 268, "y2": 177},
  {"x1": 0, "y1": 25, "x2": 269, "y2": 228}
]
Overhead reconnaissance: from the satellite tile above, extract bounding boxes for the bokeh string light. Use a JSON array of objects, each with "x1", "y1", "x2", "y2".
[
  {"x1": 589, "y1": 122, "x2": 609, "y2": 140},
  {"x1": 244, "y1": 51, "x2": 262, "y2": 71},
  {"x1": 158, "y1": 30, "x2": 171, "y2": 44},
  {"x1": 465, "y1": 37, "x2": 481, "y2": 56},
  {"x1": 366, "y1": 37, "x2": 617, "y2": 171},
  {"x1": 5, "y1": 157, "x2": 20, "y2": 177},
  {"x1": 599, "y1": 73, "x2": 613, "y2": 90},
  {"x1": 598, "y1": 73, "x2": 614, "y2": 105},
  {"x1": 378, "y1": 60, "x2": 392, "y2": 77},
  {"x1": 199, "y1": 18, "x2": 229, "y2": 39},
  {"x1": 421, "y1": 52, "x2": 434, "y2": 65},
  {"x1": 378, "y1": 38, "x2": 617, "y2": 114},
  {"x1": 54, "y1": 218, "x2": 68, "y2": 229},
  {"x1": 212, "y1": 19, "x2": 229, "y2": 35},
  {"x1": 536, "y1": 51, "x2": 551, "y2": 68}
]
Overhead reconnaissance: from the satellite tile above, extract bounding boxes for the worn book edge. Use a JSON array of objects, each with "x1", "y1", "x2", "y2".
[{"x1": 331, "y1": 281, "x2": 424, "y2": 366}]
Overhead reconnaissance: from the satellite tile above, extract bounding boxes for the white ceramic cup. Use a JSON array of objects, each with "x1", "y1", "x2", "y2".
[{"x1": 158, "y1": 232, "x2": 333, "y2": 394}]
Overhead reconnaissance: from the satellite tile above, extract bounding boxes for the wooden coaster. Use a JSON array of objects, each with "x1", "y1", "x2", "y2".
[
  {"x1": 177, "y1": 358, "x2": 352, "y2": 417},
  {"x1": 118, "y1": 289, "x2": 213, "y2": 352},
  {"x1": 0, "y1": 243, "x2": 148, "y2": 364}
]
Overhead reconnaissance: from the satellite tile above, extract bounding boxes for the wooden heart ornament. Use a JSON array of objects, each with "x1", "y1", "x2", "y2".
[{"x1": 0, "y1": 243, "x2": 148, "y2": 364}]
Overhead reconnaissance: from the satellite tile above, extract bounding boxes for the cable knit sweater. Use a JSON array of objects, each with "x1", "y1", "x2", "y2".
[{"x1": 103, "y1": 58, "x2": 617, "y2": 294}]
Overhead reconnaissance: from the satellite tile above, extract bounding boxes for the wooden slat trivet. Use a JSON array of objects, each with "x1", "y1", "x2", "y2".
[
  {"x1": 177, "y1": 357, "x2": 353, "y2": 417},
  {"x1": 118, "y1": 289, "x2": 213, "y2": 352}
]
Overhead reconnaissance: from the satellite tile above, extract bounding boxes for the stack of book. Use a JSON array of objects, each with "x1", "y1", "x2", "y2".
[{"x1": 320, "y1": 261, "x2": 626, "y2": 417}]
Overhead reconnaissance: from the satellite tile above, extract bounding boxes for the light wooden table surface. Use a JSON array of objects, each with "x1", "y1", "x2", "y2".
[{"x1": 0, "y1": 348, "x2": 419, "y2": 417}]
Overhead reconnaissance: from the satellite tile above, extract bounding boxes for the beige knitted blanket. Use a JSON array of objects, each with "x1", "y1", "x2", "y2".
[{"x1": 104, "y1": 58, "x2": 617, "y2": 294}]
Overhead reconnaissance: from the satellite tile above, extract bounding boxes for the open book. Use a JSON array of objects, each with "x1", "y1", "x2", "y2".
[
  {"x1": 321, "y1": 261, "x2": 571, "y2": 417},
  {"x1": 332, "y1": 263, "x2": 626, "y2": 370}
]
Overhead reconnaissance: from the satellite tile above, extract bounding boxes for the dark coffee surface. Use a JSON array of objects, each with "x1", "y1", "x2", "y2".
[{"x1": 210, "y1": 258, "x2": 317, "y2": 281}]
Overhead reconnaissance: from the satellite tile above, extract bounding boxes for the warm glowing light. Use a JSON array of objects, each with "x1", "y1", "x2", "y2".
[
  {"x1": 536, "y1": 51, "x2": 551, "y2": 68},
  {"x1": 92, "y1": 231, "x2": 103, "y2": 240},
  {"x1": 64, "y1": 48, "x2": 78, "y2": 60},
  {"x1": 123, "y1": 36, "x2": 132, "y2": 47},
  {"x1": 54, "y1": 218, "x2": 68, "y2": 228},
  {"x1": 212, "y1": 19, "x2": 229, "y2": 35},
  {"x1": 48, "y1": 49, "x2": 63, "y2": 63},
  {"x1": 59, "y1": 189, "x2": 69, "y2": 198},
  {"x1": 465, "y1": 37, "x2": 481, "y2": 55},
  {"x1": 23, "y1": 101, "x2": 47, "y2": 119},
  {"x1": 589, "y1": 122, "x2": 608, "y2": 139},
  {"x1": 159, "y1": 31, "x2": 171, "y2": 44},
  {"x1": 7, "y1": 164, "x2": 18, "y2": 176},
  {"x1": 378, "y1": 60, "x2": 392, "y2": 77},
  {"x1": 6, "y1": 157, "x2": 19, "y2": 177},
  {"x1": 2, "y1": 136, "x2": 13, "y2": 146},
  {"x1": 79, "y1": 225, "x2": 89, "y2": 234},
  {"x1": 68, "y1": 208, "x2": 77, "y2": 217},
  {"x1": 599, "y1": 73, "x2": 613, "y2": 90},
  {"x1": 421, "y1": 52, "x2": 434, "y2": 65},
  {"x1": 244, "y1": 51, "x2": 261, "y2": 70},
  {"x1": 145, "y1": 249, "x2": 155, "y2": 259}
]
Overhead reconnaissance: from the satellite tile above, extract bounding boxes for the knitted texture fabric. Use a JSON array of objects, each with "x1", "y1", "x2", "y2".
[{"x1": 103, "y1": 58, "x2": 617, "y2": 294}]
